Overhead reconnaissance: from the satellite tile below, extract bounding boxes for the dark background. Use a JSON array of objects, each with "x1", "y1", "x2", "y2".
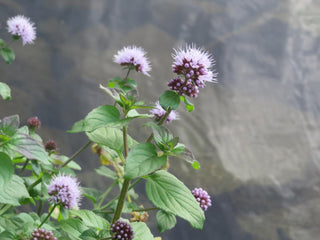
[{"x1": 1, "y1": 0, "x2": 320, "y2": 239}]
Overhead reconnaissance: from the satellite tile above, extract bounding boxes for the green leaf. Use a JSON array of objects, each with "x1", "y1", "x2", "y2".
[
  {"x1": 0, "y1": 82, "x2": 11, "y2": 100},
  {"x1": 0, "y1": 133, "x2": 50, "y2": 164},
  {"x1": 82, "y1": 187, "x2": 103, "y2": 204},
  {"x1": 159, "y1": 90, "x2": 180, "y2": 110},
  {"x1": 0, "y1": 231, "x2": 15, "y2": 240},
  {"x1": 100, "y1": 84, "x2": 121, "y2": 102},
  {"x1": 0, "y1": 175, "x2": 30, "y2": 206},
  {"x1": 79, "y1": 229, "x2": 98, "y2": 240},
  {"x1": 171, "y1": 143, "x2": 200, "y2": 169},
  {"x1": 156, "y1": 210, "x2": 177, "y2": 233},
  {"x1": 180, "y1": 96, "x2": 194, "y2": 112},
  {"x1": 131, "y1": 222, "x2": 154, "y2": 240},
  {"x1": 145, "y1": 170, "x2": 205, "y2": 229},
  {"x1": 86, "y1": 127, "x2": 137, "y2": 153},
  {"x1": 1, "y1": 47, "x2": 15, "y2": 64},
  {"x1": 124, "y1": 143, "x2": 167, "y2": 180},
  {"x1": 0, "y1": 39, "x2": 4, "y2": 47},
  {"x1": 0, "y1": 115, "x2": 19, "y2": 138},
  {"x1": 69, "y1": 210, "x2": 109, "y2": 230},
  {"x1": 60, "y1": 218, "x2": 88, "y2": 239},
  {"x1": 95, "y1": 166, "x2": 117, "y2": 180},
  {"x1": 0, "y1": 152, "x2": 14, "y2": 190},
  {"x1": 146, "y1": 123, "x2": 173, "y2": 151},
  {"x1": 69, "y1": 105, "x2": 121, "y2": 133}
]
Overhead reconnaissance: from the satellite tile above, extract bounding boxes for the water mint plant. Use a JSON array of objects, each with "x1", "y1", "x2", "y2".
[{"x1": 0, "y1": 15, "x2": 215, "y2": 240}]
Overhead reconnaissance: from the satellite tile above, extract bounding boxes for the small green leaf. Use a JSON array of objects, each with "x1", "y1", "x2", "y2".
[
  {"x1": 60, "y1": 218, "x2": 88, "y2": 239},
  {"x1": 69, "y1": 210, "x2": 109, "y2": 230},
  {"x1": 1, "y1": 47, "x2": 15, "y2": 64},
  {"x1": 131, "y1": 222, "x2": 154, "y2": 240},
  {"x1": 124, "y1": 143, "x2": 167, "y2": 180},
  {"x1": 191, "y1": 160, "x2": 200, "y2": 170},
  {"x1": 95, "y1": 166, "x2": 118, "y2": 180},
  {"x1": 146, "y1": 170, "x2": 205, "y2": 229},
  {"x1": 0, "y1": 152, "x2": 14, "y2": 190},
  {"x1": 86, "y1": 127, "x2": 137, "y2": 153},
  {"x1": 0, "y1": 82, "x2": 11, "y2": 100},
  {"x1": 156, "y1": 210, "x2": 177, "y2": 233},
  {"x1": 180, "y1": 96, "x2": 194, "y2": 112},
  {"x1": 159, "y1": 90, "x2": 180, "y2": 110}
]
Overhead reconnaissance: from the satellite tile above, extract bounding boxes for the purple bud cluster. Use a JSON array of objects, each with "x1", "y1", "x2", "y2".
[
  {"x1": 168, "y1": 77, "x2": 199, "y2": 98},
  {"x1": 31, "y1": 228, "x2": 57, "y2": 240},
  {"x1": 192, "y1": 187, "x2": 212, "y2": 211},
  {"x1": 27, "y1": 116, "x2": 41, "y2": 129},
  {"x1": 45, "y1": 140, "x2": 57, "y2": 152},
  {"x1": 110, "y1": 220, "x2": 134, "y2": 240}
]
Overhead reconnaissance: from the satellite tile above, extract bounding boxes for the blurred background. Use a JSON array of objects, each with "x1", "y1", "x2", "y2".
[{"x1": 1, "y1": 0, "x2": 320, "y2": 239}]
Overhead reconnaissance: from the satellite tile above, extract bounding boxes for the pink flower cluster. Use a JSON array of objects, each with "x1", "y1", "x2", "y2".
[
  {"x1": 7, "y1": 15, "x2": 36, "y2": 45},
  {"x1": 169, "y1": 45, "x2": 217, "y2": 97}
]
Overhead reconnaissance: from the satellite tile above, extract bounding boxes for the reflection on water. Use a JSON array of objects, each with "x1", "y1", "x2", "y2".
[{"x1": 1, "y1": 0, "x2": 320, "y2": 239}]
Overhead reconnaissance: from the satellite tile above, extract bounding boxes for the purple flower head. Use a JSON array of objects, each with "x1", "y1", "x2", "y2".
[
  {"x1": 150, "y1": 101, "x2": 178, "y2": 123},
  {"x1": 27, "y1": 116, "x2": 41, "y2": 130},
  {"x1": 111, "y1": 220, "x2": 134, "y2": 240},
  {"x1": 192, "y1": 187, "x2": 212, "y2": 211},
  {"x1": 31, "y1": 228, "x2": 57, "y2": 240},
  {"x1": 47, "y1": 174, "x2": 81, "y2": 209},
  {"x1": 113, "y1": 45, "x2": 151, "y2": 76},
  {"x1": 169, "y1": 44, "x2": 217, "y2": 97},
  {"x1": 7, "y1": 15, "x2": 36, "y2": 45}
]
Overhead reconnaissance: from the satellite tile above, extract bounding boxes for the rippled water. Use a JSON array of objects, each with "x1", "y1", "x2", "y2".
[{"x1": 1, "y1": 0, "x2": 320, "y2": 239}]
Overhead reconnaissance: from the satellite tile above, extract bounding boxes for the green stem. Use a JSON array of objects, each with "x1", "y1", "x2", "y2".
[
  {"x1": 18, "y1": 159, "x2": 30, "y2": 175},
  {"x1": 112, "y1": 179, "x2": 130, "y2": 224},
  {"x1": 38, "y1": 204, "x2": 57, "y2": 228},
  {"x1": 124, "y1": 68, "x2": 131, "y2": 81},
  {"x1": 146, "y1": 107, "x2": 172, "y2": 143},
  {"x1": 122, "y1": 126, "x2": 128, "y2": 157},
  {"x1": 37, "y1": 200, "x2": 43, "y2": 216},
  {"x1": 97, "y1": 178, "x2": 141, "y2": 211},
  {"x1": 132, "y1": 207, "x2": 159, "y2": 212},
  {"x1": 28, "y1": 177, "x2": 42, "y2": 191},
  {"x1": 97, "y1": 180, "x2": 117, "y2": 208},
  {"x1": 60, "y1": 141, "x2": 92, "y2": 168}
]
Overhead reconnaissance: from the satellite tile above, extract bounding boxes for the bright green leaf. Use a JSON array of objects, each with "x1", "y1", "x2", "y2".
[
  {"x1": 0, "y1": 82, "x2": 11, "y2": 100},
  {"x1": 0, "y1": 231, "x2": 15, "y2": 240},
  {"x1": 159, "y1": 90, "x2": 180, "y2": 110},
  {"x1": 146, "y1": 123, "x2": 173, "y2": 151},
  {"x1": 131, "y1": 222, "x2": 154, "y2": 240},
  {"x1": 0, "y1": 152, "x2": 14, "y2": 190},
  {"x1": 146, "y1": 170, "x2": 205, "y2": 229},
  {"x1": 156, "y1": 210, "x2": 177, "y2": 233},
  {"x1": 79, "y1": 229, "x2": 98, "y2": 240},
  {"x1": 180, "y1": 96, "x2": 194, "y2": 112},
  {"x1": 1, "y1": 47, "x2": 15, "y2": 64},
  {"x1": 124, "y1": 143, "x2": 167, "y2": 180},
  {"x1": 69, "y1": 210, "x2": 109, "y2": 230}
]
